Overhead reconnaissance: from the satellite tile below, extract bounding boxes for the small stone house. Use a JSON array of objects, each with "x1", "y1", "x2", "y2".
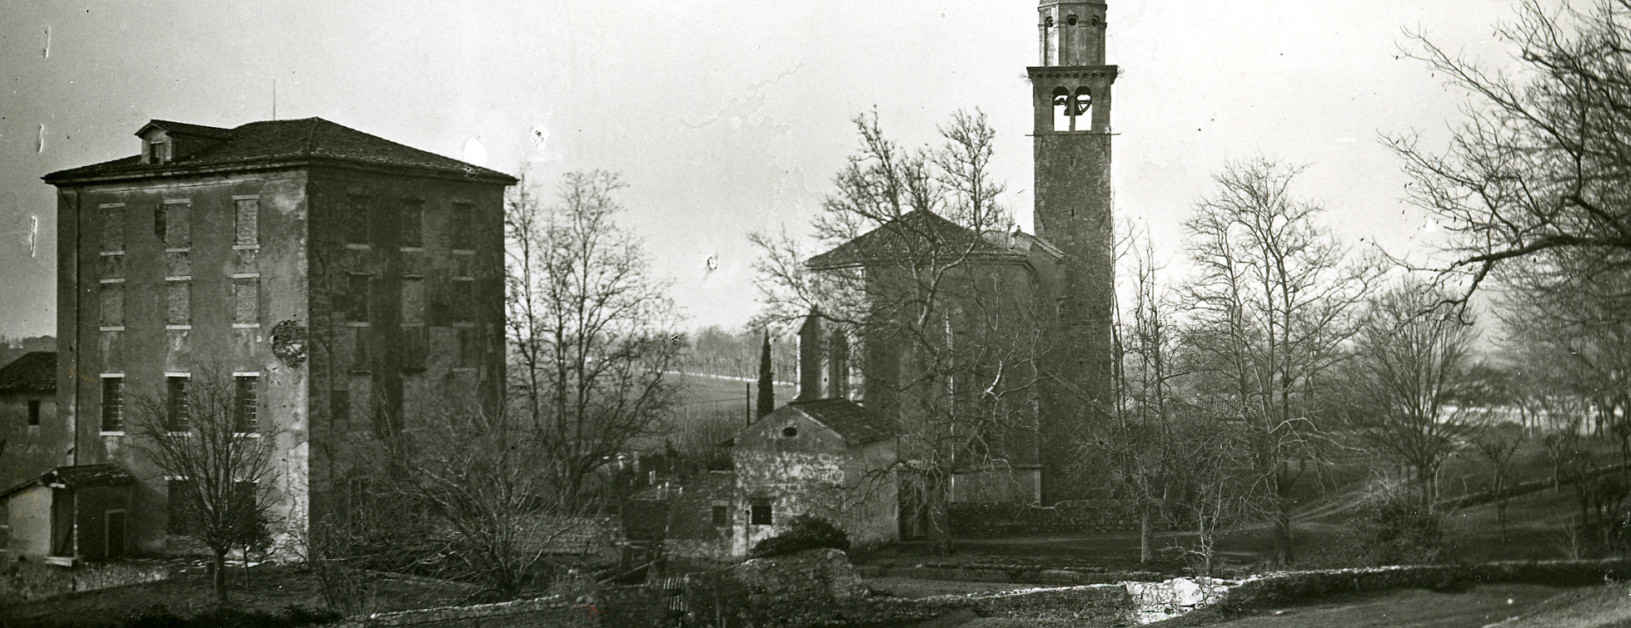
[
  {"x1": 652, "y1": 398, "x2": 899, "y2": 561},
  {"x1": 731, "y1": 399, "x2": 899, "y2": 556},
  {"x1": 1, "y1": 464, "x2": 136, "y2": 564},
  {"x1": 0, "y1": 352, "x2": 59, "y2": 493}
]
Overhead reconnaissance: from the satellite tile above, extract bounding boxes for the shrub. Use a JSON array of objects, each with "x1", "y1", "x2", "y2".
[
  {"x1": 1357, "y1": 494, "x2": 1448, "y2": 566},
  {"x1": 749, "y1": 515, "x2": 849, "y2": 558}
]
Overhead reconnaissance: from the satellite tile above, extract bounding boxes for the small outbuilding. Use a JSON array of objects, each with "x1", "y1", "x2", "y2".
[
  {"x1": 1, "y1": 464, "x2": 136, "y2": 565},
  {"x1": 729, "y1": 398, "x2": 899, "y2": 557}
]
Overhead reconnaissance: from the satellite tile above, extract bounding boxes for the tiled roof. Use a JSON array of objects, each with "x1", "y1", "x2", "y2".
[
  {"x1": 44, "y1": 117, "x2": 516, "y2": 184},
  {"x1": 0, "y1": 351, "x2": 54, "y2": 394},
  {"x1": 0, "y1": 464, "x2": 134, "y2": 501},
  {"x1": 790, "y1": 398, "x2": 897, "y2": 446},
  {"x1": 806, "y1": 211, "x2": 1026, "y2": 270}
]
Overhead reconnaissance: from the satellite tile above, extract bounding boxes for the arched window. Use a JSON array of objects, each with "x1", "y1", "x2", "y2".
[
  {"x1": 1052, "y1": 87, "x2": 1072, "y2": 132},
  {"x1": 1073, "y1": 87, "x2": 1093, "y2": 131}
]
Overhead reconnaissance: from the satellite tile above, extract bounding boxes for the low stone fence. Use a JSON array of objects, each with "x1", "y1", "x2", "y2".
[
  {"x1": 1220, "y1": 558, "x2": 1631, "y2": 612},
  {"x1": 949, "y1": 499, "x2": 1144, "y2": 536},
  {"x1": 0, "y1": 555, "x2": 175, "y2": 605},
  {"x1": 857, "y1": 562, "x2": 1166, "y2": 585}
]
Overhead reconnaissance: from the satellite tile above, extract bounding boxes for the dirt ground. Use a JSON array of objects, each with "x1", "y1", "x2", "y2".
[
  {"x1": 1158, "y1": 584, "x2": 1565, "y2": 628},
  {"x1": 0, "y1": 563, "x2": 476, "y2": 627}
]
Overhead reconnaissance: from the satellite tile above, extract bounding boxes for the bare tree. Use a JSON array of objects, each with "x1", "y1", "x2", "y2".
[
  {"x1": 750, "y1": 110, "x2": 1039, "y2": 554},
  {"x1": 505, "y1": 170, "x2": 684, "y2": 508},
  {"x1": 1101, "y1": 229, "x2": 1182, "y2": 564},
  {"x1": 1471, "y1": 425, "x2": 1524, "y2": 539},
  {"x1": 1341, "y1": 280, "x2": 1482, "y2": 513},
  {"x1": 1182, "y1": 158, "x2": 1381, "y2": 565},
  {"x1": 131, "y1": 369, "x2": 280, "y2": 602},
  {"x1": 1162, "y1": 407, "x2": 1254, "y2": 576},
  {"x1": 368, "y1": 401, "x2": 589, "y2": 600},
  {"x1": 1387, "y1": 0, "x2": 1631, "y2": 305}
]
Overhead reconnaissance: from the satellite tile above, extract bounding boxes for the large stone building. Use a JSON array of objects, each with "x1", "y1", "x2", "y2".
[
  {"x1": 803, "y1": 0, "x2": 1118, "y2": 506},
  {"x1": 18, "y1": 117, "x2": 513, "y2": 561}
]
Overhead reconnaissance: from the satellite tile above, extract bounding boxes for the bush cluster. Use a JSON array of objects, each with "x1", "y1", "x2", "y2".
[
  {"x1": 1357, "y1": 495, "x2": 1448, "y2": 566},
  {"x1": 749, "y1": 515, "x2": 849, "y2": 558}
]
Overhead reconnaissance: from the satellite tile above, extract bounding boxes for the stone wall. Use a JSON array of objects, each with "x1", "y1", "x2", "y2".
[
  {"x1": 949, "y1": 498, "x2": 1141, "y2": 536},
  {"x1": 0, "y1": 556, "x2": 173, "y2": 605},
  {"x1": 536, "y1": 516, "x2": 620, "y2": 561}
]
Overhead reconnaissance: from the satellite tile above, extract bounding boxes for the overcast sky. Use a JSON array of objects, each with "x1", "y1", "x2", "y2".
[{"x1": 0, "y1": 0, "x2": 1525, "y2": 339}]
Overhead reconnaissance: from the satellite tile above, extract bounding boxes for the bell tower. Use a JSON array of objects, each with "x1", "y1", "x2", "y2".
[{"x1": 1031, "y1": 0, "x2": 1116, "y2": 505}]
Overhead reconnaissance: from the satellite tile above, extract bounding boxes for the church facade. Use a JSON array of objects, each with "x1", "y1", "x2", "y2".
[{"x1": 802, "y1": 0, "x2": 1118, "y2": 506}]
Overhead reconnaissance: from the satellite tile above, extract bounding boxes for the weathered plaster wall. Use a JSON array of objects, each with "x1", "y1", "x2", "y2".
[
  {"x1": 71, "y1": 484, "x2": 131, "y2": 560},
  {"x1": 302, "y1": 167, "x2": 506, "y2": 530},
  {"x1": 660, "y1": 471, "x2": 735, "y2": 561},
  {"x1": 0, "y1": 394, "x2": 59, "y2": 495},
  {"x1": 56, "y1": 170, "x2": 310, "y2": 555},
  {"x1": 842, "y1": 439, "x2": 898, "y2": 549},
  {"x1": 4, "y1": 485, "x2": 52, "y2": 556}
]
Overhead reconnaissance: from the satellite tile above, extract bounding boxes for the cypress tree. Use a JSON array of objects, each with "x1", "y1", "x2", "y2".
[{"x1": 756, "y1": 331, "x2": 775, "y2": 418}]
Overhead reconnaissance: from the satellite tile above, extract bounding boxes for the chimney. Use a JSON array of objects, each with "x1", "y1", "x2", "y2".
[
  {"x1": 797, "y1": 307, "x2": 823, "y2": 401},
  {"x1": 828, "y1": 328, "x2": 849, "y2": 399}
]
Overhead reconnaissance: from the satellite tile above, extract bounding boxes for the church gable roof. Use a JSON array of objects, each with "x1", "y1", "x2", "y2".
[{"x1": 805, "y1": 211, "x2": 1026, "y2": 271}]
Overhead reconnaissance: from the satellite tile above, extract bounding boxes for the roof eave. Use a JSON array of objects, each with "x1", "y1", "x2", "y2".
[{"x1": 44, "y1": 156, "x2": 517, "y2": 187}]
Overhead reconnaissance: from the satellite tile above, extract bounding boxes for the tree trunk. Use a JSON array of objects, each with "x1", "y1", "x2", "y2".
[
  {"x1": 1273, "y1": 506, "x2": 1294, "y2": 566},
  {"x1": 212, "y1": 548, "x2": 229, "y2": 602},
  {"x1": 1139, "y1": 506, "x2": 1153, "y2": 564}
]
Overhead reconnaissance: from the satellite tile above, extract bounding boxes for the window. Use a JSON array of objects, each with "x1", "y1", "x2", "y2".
[
  {"x1": 345, "y1": 274, "x2": 371, "y2": 323},
  {"x1": 233, "y1": 375, "x2": 258, "y2": 433},
  {"x1": 330, "y1": 386, "x2": 351, "y2": 431},
  {"x1": 166, "y1": 376, "x2": 190, "y2": 431},
  {"x1": 782, "y1": 426, "x2": 799, "y2": 439},
  {"x1": 401, "y1": 278, "x2": 425, "y2": 326},
  {"x1": 101, "y1": 206, "x2": 124, "y2": 252},
  {"x1": 400, "y1": 326, "x2": 427, "y2": 372},
  {"x1": 1066, "y1": 13, "x2": 1078, "y2": 26},
  {"x1": 450, "y1": 202, "x2": 474, "y2": 250},
  {"x1": 27, "y1": 400, "x2": 40, "y2": 426},
  {"x1": 234, "y1": 198, "x2": 259, "y2": 247},
  {"x1": 452, "y1": 279, "x2": 475, "y2": 323},
  {"x1": 350, "y1": 327, "x2": 372, "y2": 373},
  {"x1": 167, "y1": 479, "x2": 198, "y2": 534},
  {"x1": 233, "y1": 278, "x2": 259, "y2": 326},
  {"x1": 750, "y1": 498, "x2": 772, "y2": 526},
  {"x1": 149, "y1": 139, "x2": 168, "y2": 164},
  {"x1": 166, "y1": 281, "x2": 191, "y2": 326},
  {"x1": 158, "y1": 203, "x2": 189, "y2": 248},
  {"x1": 400, "y1": 200, "x2": 423, "y2": 248},
  {"x1": 712, "y1": 504, "x2": 729, "y2": 528},
  {"x1": 456, "y1": 326, "x2": 478, "y2": 368},
  {"x1": 345, "y1": 195, "x2": 369, "y2": 246},
  {"x1": 99, "y1": 285, "x2": 124, "y2": 327},
  {"x1": 101, "y1": 376, "x2": 124, "y2": 432}
]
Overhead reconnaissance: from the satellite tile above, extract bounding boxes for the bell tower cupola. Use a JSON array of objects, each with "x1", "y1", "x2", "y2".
[{"x1": 1038, "y1": 0, "x2": 1108, "y2": 66}]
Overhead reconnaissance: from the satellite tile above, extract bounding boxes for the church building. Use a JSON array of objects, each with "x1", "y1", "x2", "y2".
[{"x1": 799, "y1": 0, "x2": 1118, "y2": 506}]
